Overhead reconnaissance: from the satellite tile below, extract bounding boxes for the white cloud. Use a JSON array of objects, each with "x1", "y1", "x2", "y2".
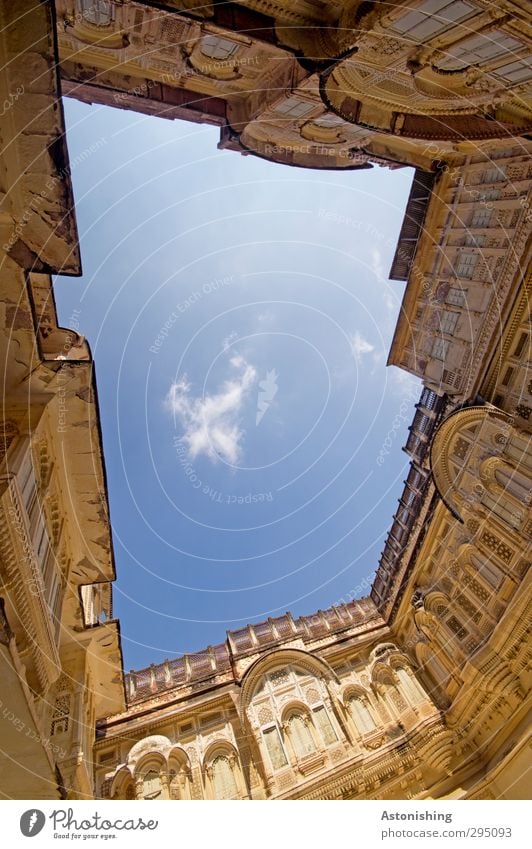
[
  {"x1": 222, "y1": 331, "x2": 239, "y2": 351},
  {"x1": 382, "y1": 285, "x2": 396, "y2": 313},
  {"x1": 166, "y1": 358, "x2": 257, "y2": 464},
  {"x1": 371, "y1": 247, "x2": 385, "y2": 281},
  {"x1": 256, "y1": 310, "x2": 275, "y2": 324},
  {"x1": 351, "y1": 331, "x2": 375, "y2": 364}
]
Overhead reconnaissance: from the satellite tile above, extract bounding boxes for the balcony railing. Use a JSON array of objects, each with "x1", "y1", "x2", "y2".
[
  {"x1": 124, "y1": 599, "x2": 380, "y2": 704},
  {"x1": 371, "y1": 388, "x2": 448, "y2": 610}
]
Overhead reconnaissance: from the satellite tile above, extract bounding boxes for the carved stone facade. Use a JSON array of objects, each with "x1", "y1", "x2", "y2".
[
  {"x1": 95, "y1": 612, "x2": 457, "y2": 801},
  {"x1": 0, "y1": 0, "x2": 530, "y2": 800},
  {"x1": 388, "y1": 146, "x2": 531, "y2": 403},
  {"x1": 0, "y1": 1, "x2": 125, "y2": 799},
  {"x1": 55, "y1": 0, "x2": 532, "y2": 172}
]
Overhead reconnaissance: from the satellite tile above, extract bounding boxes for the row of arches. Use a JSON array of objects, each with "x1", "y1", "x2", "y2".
[
  {"x1": 416, "y1": 406, "x2": 532, "y2": 707},
  {"x1": 106, "y1": 648, "x2": 433, "y2": 798},
  {"x1": 110, "y1": 739, "x2": 246, "y2": 801}
]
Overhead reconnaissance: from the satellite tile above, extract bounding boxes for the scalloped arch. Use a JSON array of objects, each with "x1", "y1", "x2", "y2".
[
  {"x1": 279, "y1": 698, "x2": 313, "y2": 723},
  {"x1": 240, "y1": 647, "x2": 339, "y2": 715},
  {"x1": 202, "y1": 739, "x2": 239, "y2": 768},
  {"x1": 109, "y1": 765, "x2": 134, "y2": 799}
]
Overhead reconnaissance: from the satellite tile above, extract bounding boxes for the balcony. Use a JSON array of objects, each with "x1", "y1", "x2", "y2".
[
  {"x1": 80, "y1": 582, "x2": 113, "y2": 627},
  {"x1": 372, "y1": 389, "x2": 448, "y2": 612},
  {"x1": 0, "y1": 473, "x2": 61, "y2": 694}
]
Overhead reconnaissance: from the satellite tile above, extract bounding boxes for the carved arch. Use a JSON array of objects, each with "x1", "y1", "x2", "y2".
[
  {"x1": 167, "y1": 746, "x2": 192, "y2": 800},
  {"x1": 109, "y1": 765, "x2": 134, "y2": 800},
  {"x1": 240, "y1": 647, "x2": 339, "y2": 716},
  {"x1": 202, "y1": 741, "x2": 245, "y2": 800},
  {"x1": 280, "y1": 699, "x2": 312, "y2": 725},
  {"x1": 430, "y1": 405, "x2": 513, "y2": 520}
]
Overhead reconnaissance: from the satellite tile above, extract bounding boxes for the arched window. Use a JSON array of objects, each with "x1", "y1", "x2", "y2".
[
  {"x1": 396, "y1": 667, "x2": 426, "y2": 705},
  {"x1": 348, "y1": 695, "x2": 377, "y2": 734},
  {"x1": 312, "y1": 705, "x2": 337, "y2": 746},
  {"x1": 79, "y1": 0, "x2": 112, "y2": 26},
  {"x1": 481, "y1": 490, "x2": 522, "y2": 529},
  {"x1": 201, "y1": 35, "x2": 238, "y2": 60},
  {"x1": 471, "y1": 553, "x2": 503, "y2": 588},
  {"x1": 142, "y1": 769, "x2": 162, "y2": 800},
  {"x1": 504, "y1": 431, "x2": 532, "y2": 470},
  {"x1": 286, "y1": 712, "x2": 315, "y2": 758},
  {"x1": 495, "y1": 466, "x2": 530, "y2": 503},
  {"x1": 211, "y1": 755, "x2": 238, "y2": 800},
  {"x1": 416, "y1": 644, "x2": 452, "y2": 704},
  {"x1": 262, "y1": 725, "x2": 288, "y2": 771}
]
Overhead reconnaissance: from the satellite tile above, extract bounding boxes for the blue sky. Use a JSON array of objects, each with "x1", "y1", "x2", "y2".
[{"x1": 55, "y1": 99, "x2": 420, "y2": 672}]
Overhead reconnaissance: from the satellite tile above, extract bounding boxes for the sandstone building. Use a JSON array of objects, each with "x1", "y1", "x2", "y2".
[{"x1": 0, "y1": 1, "x2": 530, "y2": 800}]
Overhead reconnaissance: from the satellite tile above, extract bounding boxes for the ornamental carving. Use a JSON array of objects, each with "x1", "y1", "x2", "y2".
[
  {"x1": 364, "y1": 735, "x2": 385, "y2": 750},
  {"x1": 257, "y1": 706, "x2": 273, "y2": 725},
  {"x1": 0, "y1": 420, "x2": 18, "y2": 460},
  {"x1": 305, "y1": 687, "x2": 320, "y2": 704},
  {"x1": 355, "y1": 34, "x2": 404, "y2": 59},
  {"x1": 186, "y1": 747, "x2": 198, "y2": 764}
]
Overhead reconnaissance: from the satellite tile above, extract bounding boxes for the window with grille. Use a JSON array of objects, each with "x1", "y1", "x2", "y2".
[
  {"x1": 452, "y1": 436, "x2": 470, "y2": 460},
  {"x1": 314, "y1": 113, "x2": 345, "y2": 127},
  {"x1": 436, "y1": 29, "x2": 524, "y2": 70},
  {"x1": 471, "y1": 208, "x2": 492, "y2": 227},
  {"x1": 492, "y1": 58, "x2": 532, "y2": 84},
  {"x1": 211, "y1": 755, "x2": 238, "y2": 799},
  {"x1": 481, "y1": 167, "x2": 506, "y2": 184},
  {"x1": 201, "y1": 35, "x2": 238, "y2": 60},
  {"x1": 78, "y1": 0, "x2": 112, "y2": 26},
  {"x1": 348, "y1": 696, "x2": 377, "y2": 734},
  {"x1": 287, "y1": 713, "x2": 315, "y2": 758},
  {"x1": 274, "y1": 97, "x2": 315, "y2": 118},
  {"x1": 389, "y1": 0, "x2": 476, "y2": 43},
  {"x1": 456, "y1": 253, "x2": 478, "y2": 278},
  {"x1": 51, "y1": 692, "x2": 71, "y2": 736},
  {"x1": 312, "y1": 705, "x2": 337, "y2": 745},
  {"x1": 262, "y1": 725, "x2": 288, "y2": 770},
  {"x1": 446, "y1": 287, "x2": 466, "y2": 307},
  {"x1": 464, "y1": 233, "x2": 485, "y2": 247},
  {"x1": 431, "y1": 338, "x2": 449, "y2": 360},
  {"x1": 396, "y1": 667, "x2": 426, "y2": 705},
  {"x1": 142, "y1": 770, "x2": 163, "y2": 800},
  {"x1": 440, "y1": 310, "x2": 459, "y2": 335},
  {"x1": 446, "y1": 615, "x2": 468, "y2": 640}
]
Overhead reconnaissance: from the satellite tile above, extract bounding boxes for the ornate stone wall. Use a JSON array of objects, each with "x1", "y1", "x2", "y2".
[
  {"x1": 0, "y1": 0, "x2": 530, "y2": 801},
  {"x1": 55, "y1": 1, "x2": 532, "y2": 172},
  {"x1": 0, "y1": 1, "x2": 125, "y2": 800},
  {"x1": 388, "y1": 144, "x2": 531, "y2": 400},
  {"x1": 95, "y1": 622, "x2": 455, "y2": 800}
]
